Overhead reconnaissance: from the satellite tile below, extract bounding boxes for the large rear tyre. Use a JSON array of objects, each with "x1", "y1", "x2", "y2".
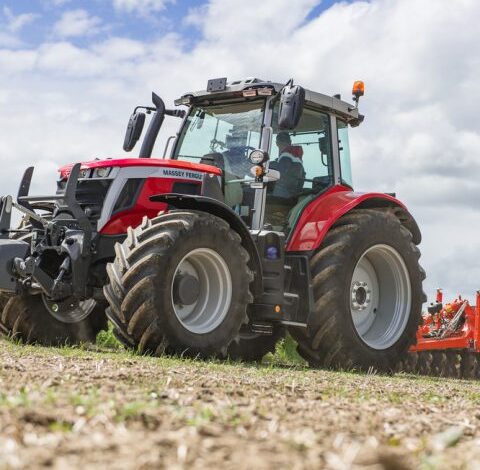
[
  {"x1": 291, "y1": 209, "x2": 425, "y2": 373},
  {"x1": 1, "y1": 295, "x2": 107, "y2": 346},
  {"x1": 104, "y1": 211, "x2": 253, "y2": 357}
]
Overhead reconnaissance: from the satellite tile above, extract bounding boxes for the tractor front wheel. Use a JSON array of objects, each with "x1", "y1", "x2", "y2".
[
  {"x1": 0, "y1": 214, "x2": 107, "y2": 345},
  {"x1": 292, "y1": 209, "x2": 425, "y2": 373},
  {"x1": 103, "y1": 211, "x2": 253, "y2": 357},
  {"x1": 1, "y1": 295, "x2": 107, "y2": 346}
]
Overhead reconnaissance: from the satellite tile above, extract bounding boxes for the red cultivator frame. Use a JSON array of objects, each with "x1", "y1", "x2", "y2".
[{"x1": 401, "y1": 289, "x2": 480, "y2": 378}]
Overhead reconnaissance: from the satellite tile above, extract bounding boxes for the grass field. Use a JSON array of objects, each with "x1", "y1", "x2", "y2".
[{"x1": 1, "y1": 335, "x2": 480, "y2": 469}]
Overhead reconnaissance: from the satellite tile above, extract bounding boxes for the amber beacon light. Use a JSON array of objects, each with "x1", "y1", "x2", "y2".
[{"x1": 352, "y1": 80, "x2": 365, "y2": 107}]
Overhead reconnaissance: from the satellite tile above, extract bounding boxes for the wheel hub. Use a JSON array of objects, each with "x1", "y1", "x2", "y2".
[
  {"x1": 351, "y1": 282, "x2": 371, "y2": 311},
  {"x1": 42, "y1": 295, "x2": 96, "y2": 324},
  {"x1": 350, "y1": 244, "x2": 412, "y2": 350},
  {"x1": 171, "y1": 248, "x2": 233, "y2": 334},
  {"x1": 173, "y1": 273, "x2": 200, "y2": 306}
]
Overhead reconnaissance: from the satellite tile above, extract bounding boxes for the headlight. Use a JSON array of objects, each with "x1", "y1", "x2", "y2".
[
  {"x1": 249, "y1": 149, "x2": 267, "y2": 165},
  {"x1": 93, "y1": 167, "x2": 112, "y2": 178},
  {"x1": 79, "y1": 169, "x2": 90, "y2": 178}
]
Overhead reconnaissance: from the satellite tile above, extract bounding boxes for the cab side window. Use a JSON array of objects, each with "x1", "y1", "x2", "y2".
[
  {"x1": 265, "y1": 107, "x2": 333, "y2": 232},
  {"x1": 337, "y1": 119, "x2": 353, "y2": 188},
  {"x1": 270, "y1": 107, "x2": 333, "y2": 196}
]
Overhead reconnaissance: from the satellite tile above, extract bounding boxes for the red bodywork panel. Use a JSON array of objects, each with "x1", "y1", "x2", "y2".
[
  {"x1": 100, "y1": 177, "x2": 201, "y2": 235},
  {"x1": 59, "y1": 158, "x2": 222, "y2": 179},
  {"x1": 58, "y1": 158, "x2": 219, "y2": 235},
  {"x1": 286, "y1": 185, "x2": 407, "y2": 252}
]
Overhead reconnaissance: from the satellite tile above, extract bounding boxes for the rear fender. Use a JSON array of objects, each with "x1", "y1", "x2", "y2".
[
  {"x1": 150, "y1": 193, "x2": 263, "y2": 296},
  {"x1": 286, "y1": 188, "x2": 421, "y2": 252}
]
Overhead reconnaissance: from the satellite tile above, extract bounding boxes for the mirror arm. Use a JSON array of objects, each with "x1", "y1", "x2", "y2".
[
  {"x1": 165, "y1": 109, "x2": 186, "y2": 118},
  {"x1": 134, "y1": 105, "x2": 156, "y2": 114}
]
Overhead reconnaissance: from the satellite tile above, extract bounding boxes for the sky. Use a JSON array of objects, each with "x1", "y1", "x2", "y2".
[{"x1": 0, "y1": 0, "x2": 479, "y2": 302}]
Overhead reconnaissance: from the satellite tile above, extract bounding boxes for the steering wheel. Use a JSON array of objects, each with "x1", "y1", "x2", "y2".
[
  {"x1": 230, "y1": 145, "x2": 256, "y2": 159},
  {"x1": 210, "y1": 138, "x2": 227, "y2": 152}
]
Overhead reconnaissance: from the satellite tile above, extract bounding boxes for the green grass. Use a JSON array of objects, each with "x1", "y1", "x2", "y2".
[
  {"x1": 266, "y1": 334, "x2": 306, "y2": 366},
  {"x1": 115, "y1": 401, "x2": 148, "y2": 422},
  {"x1": 95, "y1": 323, "x2": 306, "y2": 368},
  {"x1": 49, "y1": 421, "x2": 73, "y2": 433},
  {"x1": 96, "y1": 326, "x2": 123, "y2": 350},
  {"x1": 0, "y1": 386, "x2": 31, "y2": 408}
]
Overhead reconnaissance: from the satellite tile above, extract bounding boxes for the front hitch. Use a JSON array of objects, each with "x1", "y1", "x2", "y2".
[{"x1": 0, "y1": 162, "x2": 93, "y2": 300}]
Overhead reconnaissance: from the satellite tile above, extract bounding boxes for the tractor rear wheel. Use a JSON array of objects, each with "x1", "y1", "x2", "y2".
[
  {"x1": 103, "y1": 211, "x2": 253, "y2": 357},
  {"x1": 1, "y1": 295, "x2": 107, "y2": 346},
  {"x1": 292, "y1": 209, "x2": 424, "y2": 373}
]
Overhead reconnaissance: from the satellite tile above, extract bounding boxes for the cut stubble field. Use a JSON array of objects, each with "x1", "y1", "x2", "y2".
[{"x1": 1, "y1": 338, "x2": 480, "y2": 470}]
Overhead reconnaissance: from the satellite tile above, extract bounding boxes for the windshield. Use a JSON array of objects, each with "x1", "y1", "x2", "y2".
[{"x1": 173, "y1": 100, "x2": 265, "y2": 178}]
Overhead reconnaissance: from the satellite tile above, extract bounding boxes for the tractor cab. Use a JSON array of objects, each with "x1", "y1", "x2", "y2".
[{"x1": 124, "y1": 77, "x2": 364, "y2": 235}]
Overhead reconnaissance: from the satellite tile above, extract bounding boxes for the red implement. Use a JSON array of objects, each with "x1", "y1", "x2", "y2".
[{"x1": 404, "y1": 289, "x2": 480, "y2": 378}]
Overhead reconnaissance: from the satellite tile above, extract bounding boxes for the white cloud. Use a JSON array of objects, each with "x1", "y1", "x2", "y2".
[
  {"x1": 0, "y1": 6, "x2": 39, "y2": 47},
  {"x1": 112, "y1": 0, "x2": 174, "y2": 15},
  {"x1": 53, "y1": 9, "x2": 102, "y2": 38},
  {"x1": 0, "y1": 0, "x2": 479, "y2": 302},
  {"x1": 2, "y1": 6, "x2": 39, "y2": 33}
]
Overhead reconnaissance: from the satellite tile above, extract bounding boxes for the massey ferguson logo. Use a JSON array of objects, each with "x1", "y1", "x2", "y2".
[{"x1": 160, "y1": 168, "x2": 203, "y2": 180}]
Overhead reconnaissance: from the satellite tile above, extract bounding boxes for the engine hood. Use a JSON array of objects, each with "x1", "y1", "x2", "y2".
[{"x1": 58, "y1": 158, "x2": 222, "y2": 179}]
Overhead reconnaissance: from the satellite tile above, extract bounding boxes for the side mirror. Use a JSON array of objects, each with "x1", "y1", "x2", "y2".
[
  {"x1": 278, "y1": 83, "x2": 305, "y2": 130},
  {"x1": 123, "y1": 112, "x2": 146, "y2": 152}
]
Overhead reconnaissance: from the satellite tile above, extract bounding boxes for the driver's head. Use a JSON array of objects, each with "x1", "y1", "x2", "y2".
[{"x1": 276, "y1": 132, "x2": 291, "y2": 152}]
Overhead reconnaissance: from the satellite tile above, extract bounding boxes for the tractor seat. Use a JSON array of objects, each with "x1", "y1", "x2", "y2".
[{"x1": 200, "y1": 152, "x2": 225, "y2": 171}]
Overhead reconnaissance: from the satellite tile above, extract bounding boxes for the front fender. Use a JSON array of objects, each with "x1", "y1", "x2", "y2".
[
  {"x1": 286, "y1": 187, "x2": 421, "y2": 252},
  {"x1": 150, "y1": 193, "x2": 263, "y2": 296}
]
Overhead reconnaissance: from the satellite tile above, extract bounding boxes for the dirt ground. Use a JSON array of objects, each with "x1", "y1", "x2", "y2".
[{"x1": 1, "y1": 339, "x2": 480, "y2": 470}]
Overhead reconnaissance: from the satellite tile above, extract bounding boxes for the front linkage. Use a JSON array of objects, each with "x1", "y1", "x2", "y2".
[
  {"x1": 0, "y1": 163, "x2": 107, "y2": 344},
  {"x1": 0, "y1": 163, "x2": 92, "y2": 302}
]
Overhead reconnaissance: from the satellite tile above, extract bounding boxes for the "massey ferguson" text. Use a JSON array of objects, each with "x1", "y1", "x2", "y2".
[{"x1": 160, "y1": 169, "x2": 203, "y2": 180}]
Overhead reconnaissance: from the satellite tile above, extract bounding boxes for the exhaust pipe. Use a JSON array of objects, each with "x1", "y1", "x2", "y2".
[{"x1": 139, "y1": 92, "x2": 166, "y2": 158}]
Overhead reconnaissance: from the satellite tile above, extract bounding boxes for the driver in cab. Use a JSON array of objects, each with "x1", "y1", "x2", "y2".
[
  {"x1": 266, "y1": 132, "x2": 305, "y2": 229},
  {"x1": 272, "y1": 132, "x2": 305, "y2": 199}
]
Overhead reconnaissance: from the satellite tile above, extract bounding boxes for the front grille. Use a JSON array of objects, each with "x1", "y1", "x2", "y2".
[{"x1": 57, "y1": 179, "x2": 112, "y2": 223}]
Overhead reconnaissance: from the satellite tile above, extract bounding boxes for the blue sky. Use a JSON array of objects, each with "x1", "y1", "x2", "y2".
[{"x1": 2, "y1": 0, "x2": 352, "y2": 48}]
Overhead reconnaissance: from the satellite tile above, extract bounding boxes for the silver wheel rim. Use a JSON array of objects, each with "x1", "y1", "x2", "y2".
[
  {"x1": 42, "y1": 296, "x2": 96, "y2": 323},
  {"x1": 350, "y1": 244, "x2": 411, "y2": 350},
  {"x1": 171, "y1": 248, "x2": 232, "y2": 334}
]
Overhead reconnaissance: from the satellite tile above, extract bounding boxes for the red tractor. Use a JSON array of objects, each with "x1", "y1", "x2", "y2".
[{"x1": 0, "y1": 77, "x2": 425, "y2": 371}]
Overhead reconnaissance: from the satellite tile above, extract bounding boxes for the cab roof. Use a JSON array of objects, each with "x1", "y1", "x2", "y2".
[{"x1": 176, "y1": 77, "x2": 364, "y2": 127}]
